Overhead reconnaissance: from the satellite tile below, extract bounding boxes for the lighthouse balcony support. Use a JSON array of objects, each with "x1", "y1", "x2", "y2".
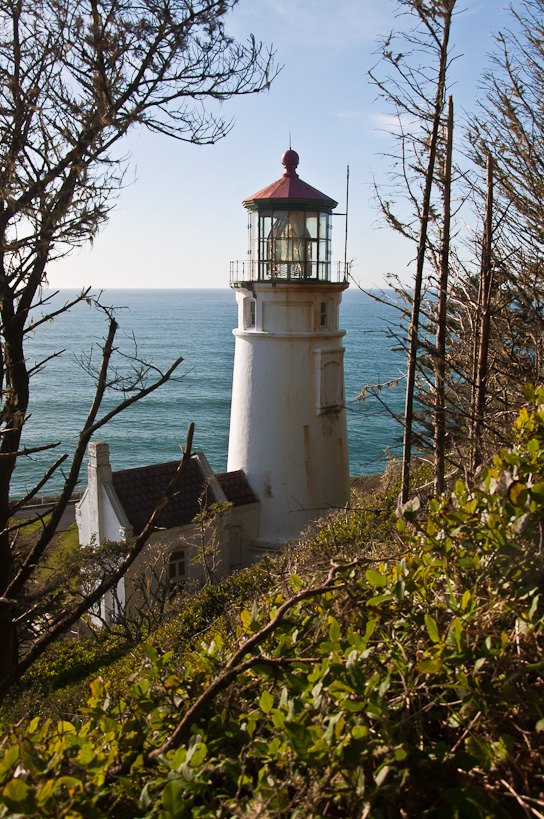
[{"x1": 230, "y1": 259, "x2": 349, "y2": 285}]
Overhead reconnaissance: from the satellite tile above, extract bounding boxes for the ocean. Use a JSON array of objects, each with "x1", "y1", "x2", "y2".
[{"x1": 12, "y1": 288, "x2": 406, "y2": 498}]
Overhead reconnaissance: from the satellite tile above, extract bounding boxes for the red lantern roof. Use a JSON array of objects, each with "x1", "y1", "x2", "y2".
[{"x1": 243, "y1": 149, "x2": 338, "y2": 209}]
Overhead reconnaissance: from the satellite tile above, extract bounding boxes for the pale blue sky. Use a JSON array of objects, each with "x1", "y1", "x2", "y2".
[{"x1": 48, "y1": 0, "x2": 513, "y2": 291}]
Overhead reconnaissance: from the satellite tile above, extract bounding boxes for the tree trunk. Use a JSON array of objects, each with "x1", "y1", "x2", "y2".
[
  {"x1": 401, "y1": 6, "x2": 454, "y2": 504},
  {"x1": 434, "y1": 95, "x2": 454, "y2": 496},
  {"x1": 0, "y1": 299, "x2": 31, "y2": 683},
  {"x1": 471, "y1": 154, "x2": 494, "y2": 472}
]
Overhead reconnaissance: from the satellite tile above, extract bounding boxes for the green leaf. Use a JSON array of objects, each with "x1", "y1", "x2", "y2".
[
  {"x1": 329, "y1": 618, "x2": 342, "y2": 643},
  {"x1": 56, "y1": 776, "x2": 83, "y2": 792},
  {"x1": 416, "y1": 657, "x2": 442, "y2": 674},
  {"x1": 56, "y1": 720, "x2": 77, "y2": 735},
  {"x1": 140, "y1": 782, "x2": 154, "y2": 810},
  {"x1": 374, "y1": 764, "x2": 390, "y2": 787},
  {"x1": 186, "y1": 735, "x2": 206, "y2": 767},
  {"x1": 424, "y1": 614, "x2": 440, "y2": 643},
  {"x1": 289, "y1": 574, "x2": 303, "y2": 591},
  {"x1": 142, "y1": 644, "x2": 159, "y2": 663},
  {"x1": 346, "y1": 659, "x2": 367, "y2": 695},
  {"x1": 366, "y1": 570, "x2": 387, "y2": 588},
  {"x1": 2, "y1": 779, "x2": 36, "y2": 813},
  {"x1": 259, "y1": 690, "x2": 274, "y2": 714},
  {"x1": 508, "y1": 480, "x2": 528, "y2": 506},
  {"x1": 463, "y1": 498, "x2": 478, "y2": 514},
  {"x1": 284, "y1": 721, "x2": 313, "y2": 758},
  {"x1": 161, "y1": 780, "x2": 185, "y2": 818},
  {"x1": 367, "y1": 593, "x2": 394, "y2": 606}
]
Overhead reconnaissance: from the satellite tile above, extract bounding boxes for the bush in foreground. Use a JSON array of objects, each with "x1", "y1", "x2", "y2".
[{"x1": 1, "y1": 386, "x2": 544, "y2": 817}]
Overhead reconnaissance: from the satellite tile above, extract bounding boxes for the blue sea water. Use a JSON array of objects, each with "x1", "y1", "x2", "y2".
[{"x1": 12, "y1": 288, "x2": 406, "y2": 498}]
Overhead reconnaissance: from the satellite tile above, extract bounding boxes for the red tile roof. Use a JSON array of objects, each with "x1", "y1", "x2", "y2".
[
  {"x1": 244, "y1": 173, "x2": 336, "y2": 206},
  {"x1": 217, "y1": 470, "x2": 259, "y2": 506},
  {"x1": 112, "y1": 457, "x2": 257, "y2": 536},
  {"x1": 243, "y1": 149, "x2": 337, "y2": 209}
]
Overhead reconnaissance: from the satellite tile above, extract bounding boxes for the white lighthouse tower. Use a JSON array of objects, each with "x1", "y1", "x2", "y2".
[{"x1": 227, "y1": 149, "x2": 350, "y2": 551}]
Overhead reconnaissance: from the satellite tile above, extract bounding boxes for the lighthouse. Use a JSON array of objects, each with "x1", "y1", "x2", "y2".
[{"x1": 227, "y1": 149, "x2": 350, "y2": 551}]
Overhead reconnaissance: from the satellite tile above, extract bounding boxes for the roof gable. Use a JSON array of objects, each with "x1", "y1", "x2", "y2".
[{"x1": 111, "y1": 457, "x2": 257, "y2": 536}]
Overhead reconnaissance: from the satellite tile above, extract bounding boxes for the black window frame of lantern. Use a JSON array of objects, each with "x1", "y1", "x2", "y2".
[{"x1": 252, "y1": 209, "x2": 332, "y2": 281}]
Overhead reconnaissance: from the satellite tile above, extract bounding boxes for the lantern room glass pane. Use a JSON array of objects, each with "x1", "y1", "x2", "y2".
[
  {"x1": 275, "y1": 239, "x2": 288, "y2": 261},
  {"x1": 289, "y1": 211, "x2": 305, "y2": 237},
  {"x1": 293, "y1": 238, "x2": 304, "y2": 261},
  {"x1": 249, "y1": 212, "x2": 257, "y2": 241},
  {"x1": 306, "y1": 214, "x2": 318, "y2": 238},
  {"x1": 320, "y1": 213, "x2": 328, "y2": 237},
  {"x1": 255, "y1": 208, "x2": 333, "y2": 281},
  {"x1": 271, "y1": 211, "x2": 287, "y2": 237},
  {"x1": 262, "y1": 215, "x2": 272, "y2": 239},
  {"x1": 319, "y1": 239, "x2": 328, "y2": 261}
]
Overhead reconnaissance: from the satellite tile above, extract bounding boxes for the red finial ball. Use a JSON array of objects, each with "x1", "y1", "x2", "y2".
[{"x1": 282, "y1": 149, "x2": 299, "y2": 176}]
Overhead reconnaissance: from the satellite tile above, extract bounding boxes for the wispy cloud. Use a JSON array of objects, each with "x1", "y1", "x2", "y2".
[
  {"x1": 368, "y1": 111, "x2": 421, "y2": 136},
  {"x1": 331, "y1": 108, "x2": 366, "y2": 120}
]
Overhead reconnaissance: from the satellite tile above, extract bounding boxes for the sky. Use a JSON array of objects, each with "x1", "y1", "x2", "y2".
[{"x1": 48, "y1": 0, "x2": 514, "y2": 292}]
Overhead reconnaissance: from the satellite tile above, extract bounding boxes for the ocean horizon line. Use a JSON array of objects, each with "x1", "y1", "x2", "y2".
[{"x1": 42, "y1": 286, "x2": 395, "y2": 293}]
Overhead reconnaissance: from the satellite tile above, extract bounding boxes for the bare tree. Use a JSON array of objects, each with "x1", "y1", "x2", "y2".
[
  {"x1": 370, "y1": 0, "x2": 457, "y2": 503},
  {"x1": 467, "y1": 0, "x2": 544, "y2": 420},
  {"x1": 0, "y1": 0, "x2": 276, "y2": 693},
  {"x1": 470, "y1": 155, "x2": 494, "y2": 472},
  {"x1": 433, "y1": 94, "x2": 453, "y2": 495},
  {"x1": 470, "y1": 0, "x2": 544, "y2": 256}
]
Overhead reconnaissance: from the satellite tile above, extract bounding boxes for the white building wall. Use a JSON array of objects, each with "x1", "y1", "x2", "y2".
[
  {"x1": 76, "y1": 442, "x2": 260, "y2": 622},
  {"x1": 227, "y1": 282, "x2": 350, "y2": 547}
]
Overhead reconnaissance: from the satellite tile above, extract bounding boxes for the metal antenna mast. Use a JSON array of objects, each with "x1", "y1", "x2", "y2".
[{"x1": 343, "y1": 164, "x2": 350, "y2": 279}]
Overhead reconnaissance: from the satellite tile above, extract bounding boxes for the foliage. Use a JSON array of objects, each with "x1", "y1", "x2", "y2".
[
  {"x1": 190, "y1": 500, "x2": 235, "y2": 586},
  {"x1": 2, "y1": 390, "x2": 544, "y2": 816},
  {"x1": 0, "y1": 562, "x2": 272, "y2": 726}
]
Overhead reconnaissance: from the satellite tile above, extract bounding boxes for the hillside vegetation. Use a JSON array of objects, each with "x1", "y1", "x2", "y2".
[{"x1": 1, "y1": 386, "x2": 544, "y2": 817}]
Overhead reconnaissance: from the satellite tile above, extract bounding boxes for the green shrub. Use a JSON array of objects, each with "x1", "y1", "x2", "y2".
[
  {"x1": 2, "y1": 387, "x2": 544, "y2": 817},
  {"x1": 1, "y1": 563, "x2": 272, "y2": 726}
]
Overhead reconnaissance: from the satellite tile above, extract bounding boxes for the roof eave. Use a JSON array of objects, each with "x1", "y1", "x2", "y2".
[{"x1": 243, "y1": 196, "x2": 338, "y2": 211}]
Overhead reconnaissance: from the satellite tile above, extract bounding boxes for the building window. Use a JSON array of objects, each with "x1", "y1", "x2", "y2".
[
  {"x1": 244, "y1": 297, "x2": 256, "y2": 329},
  {"x1": 168, "y1": 549, "x2": 186, "y2": 596},
  {"x1": 320, "y1": 301, "x2": 328, "y2": 328}
]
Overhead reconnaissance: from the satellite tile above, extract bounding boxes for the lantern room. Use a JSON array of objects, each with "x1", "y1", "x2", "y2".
[{"x1": 232, "y1": 149, "x2": 341, "y2": 283}]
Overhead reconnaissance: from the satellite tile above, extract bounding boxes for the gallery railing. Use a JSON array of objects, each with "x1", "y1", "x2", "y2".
[{"x1": 229, "y1": 260, "x2": 350, "y2": 284}]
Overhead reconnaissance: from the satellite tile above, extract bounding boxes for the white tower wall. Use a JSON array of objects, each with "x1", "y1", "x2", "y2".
[{"x1": 227, "y1": 282, "x2": 349, "y2": 547}]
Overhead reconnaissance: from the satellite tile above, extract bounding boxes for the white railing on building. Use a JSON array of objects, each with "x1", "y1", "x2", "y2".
[{"x1": 229, "y1": 260, "x2": 350, "y2": 284}]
